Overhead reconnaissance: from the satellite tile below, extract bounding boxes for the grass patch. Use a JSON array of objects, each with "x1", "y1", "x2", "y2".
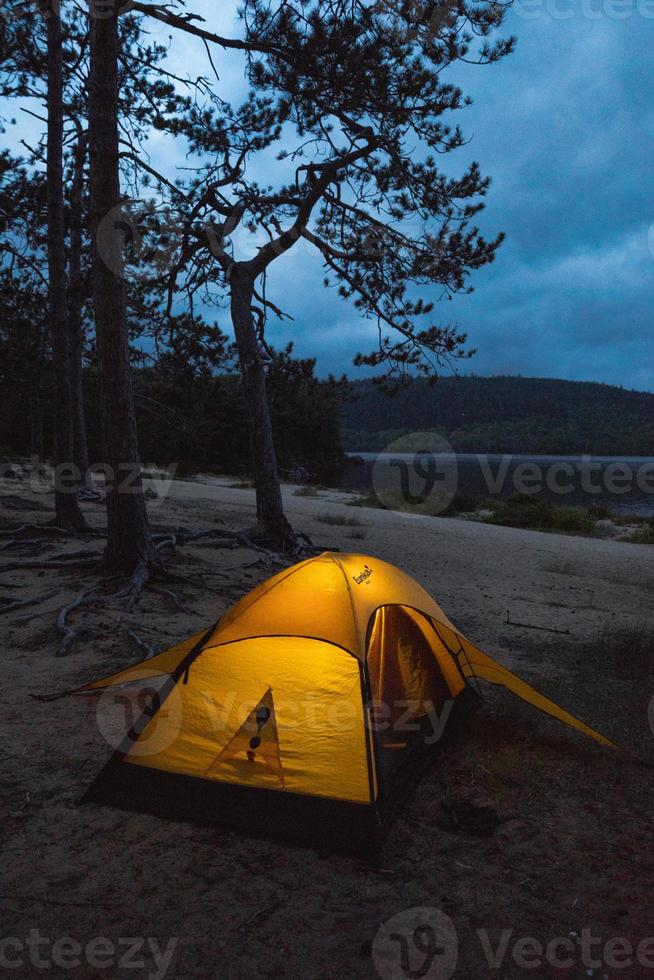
[
  {"x1": 347, "y1": 490, "x2": 490, "y2": 516},
  {"x1": 441, "y1": 492, "x2": 492, "y2": 516},
  {"x1": 347, "y1": 487, "x2": 654, "y2": 543},
  {"x1": 588, "y1": 501, "x2": 613, "y2": 520},
  {"x1": 316, "y1": 512, "x2": 363, "y2": 527},
  {"x1": 628, "y1": 518, "x2": 654, "y2": 544},
  {"x1": 292, "y1": 486, "x2": 319, "y2": 497},
  {"x1": 142, "y1": 467, "x2": 182, "y2": 482},
  {"x1": 348, "y1": 493, "x2": 382, "y2": 509},
  {"x1": 226, "y1": 480, "x2": 254, "y2": 489},
  {"x1": 485, "y1": 493, "x2": 594, "y2": 533}
]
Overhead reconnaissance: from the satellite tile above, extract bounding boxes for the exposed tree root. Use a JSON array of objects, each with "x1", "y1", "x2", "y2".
[
  {"x1": 154, "y1": 526, "x2": 313, "y2": 569},
  {"x1": 56, "y1": 587, "x2": 100, "y2": 657},
  {"x1": 149, "y1": 585, "x2": 195, "y2": 615},
  {"x1": 111, "y1": 560, "x2": 151, "y2": 612},
  {"x1": 0, "y1": 523, "x2": 106, "y2": 544},
  {"x1": 78, "y1": 487, "x2": 104, "y2": 503},
  {"x1": 240, "y1": 524, "x2": 329, "y2": 560},
  {"x1": 0, "y1": 590, "x2": 58, "y2": 615},
  {"x1": 0, "y1": 524, "x2": 69, "y2": 538},
  {"x1": 127, "y1": 628, "x2": 155, "y2": 659},
  {"x1": 7, "y1": 520, "x2": 333, "y2": 662},
  {"x1": 0, "y1": 557, "x2": 101, "y2": 575},
  {"x1": 153, "y1": 528, "x2": 242, "y2": 551}
]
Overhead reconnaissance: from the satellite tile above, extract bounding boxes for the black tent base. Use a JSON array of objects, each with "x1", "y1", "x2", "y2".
[
  {"x1": 81, "y1": 761, "x2": 382, "y2": 858},
  {"x1": 80, "y1": 688, "x2": 481, "y2": 859}
]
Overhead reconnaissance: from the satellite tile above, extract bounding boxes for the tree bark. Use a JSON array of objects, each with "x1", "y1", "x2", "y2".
[
  {"x1": 88, "y1": 0, "x2": 158, "y2": 572},
  {"x1": 31, "y1": 385, "x2": 45, "y2": 459},
  {"x1": 67, "y1": 121, "x2": 91, "y2": 487},
  {"x1": 229, "y1": 266, "x2": 296, "y2": 549},
  {"x1": 45, "y1": 0, "x2": 86, "y2": 532}
]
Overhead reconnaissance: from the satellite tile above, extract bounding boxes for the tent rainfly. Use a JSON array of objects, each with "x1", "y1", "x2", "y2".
[{"x1": 76, "y1": 553, "x2": 615, "y2": 853}]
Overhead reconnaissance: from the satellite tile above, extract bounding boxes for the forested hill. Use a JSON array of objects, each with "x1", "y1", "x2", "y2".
[{"x1": 341, "y1": 376, "x2": 654, "y2": 455}]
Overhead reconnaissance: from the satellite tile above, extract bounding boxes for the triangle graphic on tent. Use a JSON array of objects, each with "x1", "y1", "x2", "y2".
[{"x1": 206, "y1": 688, "x2": 285, "y2": 787}]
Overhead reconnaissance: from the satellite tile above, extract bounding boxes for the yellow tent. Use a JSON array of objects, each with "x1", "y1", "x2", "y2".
[{"x1": 79, "y1": 552, "x2": 615, "y2": 852}]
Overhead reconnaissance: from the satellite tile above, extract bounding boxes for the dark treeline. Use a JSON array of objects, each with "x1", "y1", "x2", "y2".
[
  {"x1": 342, "y1": 376, "x2": 654, "y2": 455},
  {"x1": 0, "y1": 332, "x2": 346, "y2": 483}
]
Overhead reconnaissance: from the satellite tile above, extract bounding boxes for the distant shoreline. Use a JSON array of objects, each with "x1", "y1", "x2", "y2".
[{"x1": 341, "y1": 450, "x2": 654, "y2": 518}]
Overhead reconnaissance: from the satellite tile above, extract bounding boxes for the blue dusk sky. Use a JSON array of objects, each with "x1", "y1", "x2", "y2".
[{"x1": 5, "y1": 1, "x2": 654, "y2": 389}]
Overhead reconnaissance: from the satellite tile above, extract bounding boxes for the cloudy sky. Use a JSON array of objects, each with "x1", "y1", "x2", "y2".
[
  {"x1": 186, "y1": 1, "x2": 654, "y2": 388},
  {"x1": 7, "y1": 1, "x2": 654, "y2": 389}
]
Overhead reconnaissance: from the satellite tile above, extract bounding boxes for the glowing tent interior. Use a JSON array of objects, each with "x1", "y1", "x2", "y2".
[{"x1": 77, "y1": 553, "x2": 615, "y2": 853}]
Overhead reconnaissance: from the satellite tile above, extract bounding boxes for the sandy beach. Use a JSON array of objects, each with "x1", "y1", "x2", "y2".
[{"x1": 2, "y1": 474, "x2": 653, "y2": 979}]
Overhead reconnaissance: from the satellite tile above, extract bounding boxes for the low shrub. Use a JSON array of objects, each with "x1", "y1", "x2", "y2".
[
  {"x1": 316, "y1": 512, "x2": 363, "y2": 527},
  {"x1": 486, "y1": 493, "x2": 594, "y2": 533}
]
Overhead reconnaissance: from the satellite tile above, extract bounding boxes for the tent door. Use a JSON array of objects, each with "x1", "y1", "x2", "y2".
[{"x1": 367, "y1": 605, "x2": 452, "y2": 788}]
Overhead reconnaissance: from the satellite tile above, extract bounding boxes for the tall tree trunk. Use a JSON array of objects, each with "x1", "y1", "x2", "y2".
[
  {"x1": 31, "y1": 385, "x2": 45, "y2": 459},
  {"x1": 45, "y1": 0, "x2": 86, "y2": 532},
  {"x1": 230, "y1": 266, "x2": 296, "y2": 549},
  {"x1": 87, "y1": 0, "x2": 157, "y2": 572},
  {"x1": 67, "y1": 121, "x2": 91, "y2": 487}
]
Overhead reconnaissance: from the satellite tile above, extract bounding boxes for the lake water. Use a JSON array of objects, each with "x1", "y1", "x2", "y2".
[{"x1": 341, "y1": 453, "x2": 654, "y2": 517}]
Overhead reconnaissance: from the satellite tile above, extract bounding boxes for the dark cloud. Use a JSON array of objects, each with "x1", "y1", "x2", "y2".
[{"x1": 263, "y1": 9, "x2": 654, "y2": 389}]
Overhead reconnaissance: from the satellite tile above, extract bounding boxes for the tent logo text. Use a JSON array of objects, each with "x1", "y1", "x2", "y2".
[{"x1": 353, "y1": 564, "x2": 373, "y2": 584}]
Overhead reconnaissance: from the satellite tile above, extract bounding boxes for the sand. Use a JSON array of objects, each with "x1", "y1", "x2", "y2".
[{"x1": 2, "y1": 473, "x2": 653, "y2": 979}]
